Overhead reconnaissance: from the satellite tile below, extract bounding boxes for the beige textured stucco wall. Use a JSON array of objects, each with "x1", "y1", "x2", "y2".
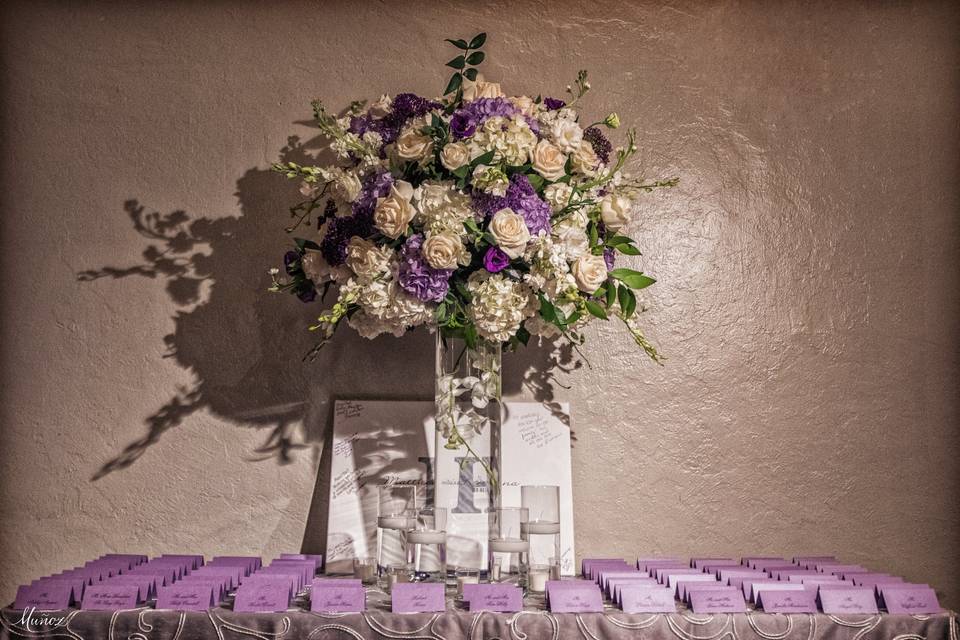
[{"x1": 1, "y1": 0, "x2": 958, "y2": 608}]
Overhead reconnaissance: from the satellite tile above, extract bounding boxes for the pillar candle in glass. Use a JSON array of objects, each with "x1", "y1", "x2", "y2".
[
  {"x1": 520, "y1": 485, "x2": 561, "y2": 591},
  {"x1": 377, "y1": 485, "x2": 416, "y2": 580},
  {"x1": 488, "y1": 507, "x2": 530, "y2": 586},
  {"x1": 409, "y1": 507, "x2": 447, "y2": 583}
]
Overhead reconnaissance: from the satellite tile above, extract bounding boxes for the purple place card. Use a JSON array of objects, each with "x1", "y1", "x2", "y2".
[
  {"x1": 158, "y1": 554, "x2": 205, "y2": 570},
  {"x1": 462, "y1": 584, "x2": 522, "y2": 612},
  {"x1": 692, "y1": 558, "x2": 738, "y2": 570},
  {"x1": 658, "y1": 568, "x2": 702, "y2": 585},
  {"x1": 548, "y1": 583, "x2": 604, "y2": 613},
  {"x1": 254, "y1": 568, "x2": 303, "y2": 592},
  {"x1": 751, "y1": 582, "x2": 805, "y2": 603},
  {"x1": 782, "y1": 570, "x2": 821, "y2": 582},
  {"x1": 640, "y1": 560, "x2": 688, "y2": 573},
  {"x1": 128, "y1": 566, "x2": 176, "y2": 586},
  {"x1": 312, "y1": 578, "x2": 362, "y2": 587},
  {"x1": 192, "y1": 566, "x2": 242, "y2": 589},
  {"x1": 742, "y1": 557, "x2": 786, "y2": 569},
  {"x1": 34, "y1": 577, "x2": 85, "y2": 602},
  {"x1": 605, "y1": 576, "x2": 656, "y2": 599},
  {"x1": 600, "y1": 570, "x2": 645, "y2": 591},
  {"x1": 611, "y1": 578, "x2": 659, "y2": 603},
  {"x1": 81, "y1": 583, "x2": 141, "y2": 610},
  {"x1": 718, "y1": 569, "x2": 766, "y2": 583},
  {"x1": 177, "y1": 577, "x2": 227, "y2": 602},
  {"x1": 742, "y1": 579, "x2": 779, "y2": 601},
  {"x1": 880, "y1": 585, "x2": 941, "y2": 614},
  {"x1": 676, "y1": 576, "x2": 721, "y2": 600},
  {"x1": 267, "y1": 560, "x2": 314, "y2": 585},
  {"x1": 689, "y1": 587, "x2": 747, "y2": 613},
  {"x1": 757, "y1": 588, "x2": 818, "y2": 613},
  {"x1": 99, "y1": 577, "x2": 150, "y2": 602},
  {"x1": 14, "y1": 582, "x2": 74, "y2": 610},
  {"x1": 156, "y1": 584, "x2": 215, "y2": 611},
  {"x1": 243, "y1": 575, "x2": 297, "y2": 601},
  {"x1": 142, "y1": 560, "x2": 187, "y2": 579},
  {"x1": 818, "y1": 587, "x2": 879, "y2": 614},
  {"x1": 310, "y1": 585, "x2": 365, "y2": 613},
  {"x1": 582, "y1": 558, "x2": 628, "y2": 576},
  {"x1": 234, "y1": 583, "x2": 291, "y2": 612},
  {"x1": 391, "y1": 583, "x2": 445, "y2": 613},
  {"x1": 620, "y1": 586, "x2": 677, "y2": 613},
  {"x1": 855, "y1": 575, "x2": 904, "y2": 588},
  {"x1": 210, "y1": 556, "x2": 261, "y2": 575}
]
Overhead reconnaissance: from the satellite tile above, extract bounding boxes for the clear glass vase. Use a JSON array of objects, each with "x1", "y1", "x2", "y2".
[{"x1": 433, "y1": 333, "x2": 502, "y2": 576}]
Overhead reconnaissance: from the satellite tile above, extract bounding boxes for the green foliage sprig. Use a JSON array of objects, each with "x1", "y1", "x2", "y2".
[{"x1": 443, "y1": 32, "x2": 487, "y2": 97}]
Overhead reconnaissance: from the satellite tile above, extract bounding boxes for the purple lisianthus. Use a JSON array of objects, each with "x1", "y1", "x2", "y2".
[
  {"x1": 397, "y1": 235, "x2": 453, "y2": 303},
  {"x1": 483, "y1": 246, "x2": 511, "y2": 273},
  {"x1": 450, "y1": 112, "x2": 476, "y2": 139},
  {"x1": 543, "y1": 97, "x2": 566, "y2": 110},
  {"x1": 603, "y1": 247, "x2": 616, "y2": 271}
]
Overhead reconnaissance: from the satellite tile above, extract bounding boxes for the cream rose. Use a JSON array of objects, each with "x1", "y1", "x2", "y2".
[
  {"x1": 531, "y1": 139, "x2": 567, "y2": 181},
  {"x1": 571, "y1": 140, "x2": 600, "y2": 176},
  {"x1": 331, "y1": 171, "x2": 362, "y2": 202},
  {"x1": 550, "y1": 120, "x2": 583, "y2": 153},
  {"x1": 510, "y1": 95, "x2": 536, "y2": 116},
  {"x1": 422, "y1": 231, "x2": 467, "y2": 269},
  {"x1": 462, "y1": 73, "x2": 504, "y2": 101},
  {"x1": 571, "y1": 254, "x2": 608, "y2": 293},
  {"x1": 345, "y1": 237, "x2": 390, "y2": 280},
  {"x1": 489, "y1": 208, "x2": 531, "y2": 259},
  {"x1": 600, "y1": 194, "x2": 633, "y2": 231},
  {"x1": 395, "y1": 127, "x2": 434, "y2": 161},
  {"x1": 373, "y1": 180, "x2": 416, "y2": 239},
  {"x1": 440, "y1": 142, "x2": 470, "y2": 171}
]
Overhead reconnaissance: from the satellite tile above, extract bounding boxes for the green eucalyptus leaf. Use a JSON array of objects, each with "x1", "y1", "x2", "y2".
[
  {"x1": 446, "y1": 38, "x2": 469, "y2": 50},
  {"x1": 469, "y1": 32, "x2": 487, "y2": 49},
  {"x1": 446, "y1": 56, "x2": 466, "y2": 70},
  {"x1": 466, "y1": 51, "x2": 485, "y2": 65},
  {"x1": 585, "y1": 300, "x2": 608, "y2": 320},
  {"x1": 444, "y1": 73, "x2": 463, "y2": 95}
]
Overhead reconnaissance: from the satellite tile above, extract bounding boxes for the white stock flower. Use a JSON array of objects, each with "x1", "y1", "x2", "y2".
[
  {"x1": 440, "y1": 142, "x2": 470, "y2": 171},
  {"x1": 489, "y1": 208, "x2": 531, "y2": 258},
  {"x1": 571, "y1": 254, "x2": 608, "y2": 293},
  {"x1": 373, "y1": 180, "x2": 416, "y2": 239},
  {"x1": 531, "y1": 139, "x2": 567, "y2": 181},
  {"x1": 599, "y1": 194, "x2": 633, "y2": 231}
]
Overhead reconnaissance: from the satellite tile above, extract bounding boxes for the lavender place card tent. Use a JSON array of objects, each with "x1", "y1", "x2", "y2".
[{"x1": 325, "y1": 400, "x2": 575, "y2": 575}]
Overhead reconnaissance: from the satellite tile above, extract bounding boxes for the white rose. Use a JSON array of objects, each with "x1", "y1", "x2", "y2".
[
  {"x1": 440, "y1": 142, "x2": 470, "y2": 171},
  {"x1": 369, "y1": 95, "x2": 392, "y2": 119},
  {"x1": 599, "y1": 194, "x2": 633, "y2": 231},
  {"x1": 488, "y1": 208, "x2": 531, "y2": 259},
  {"x1": 571, "y1": 140, "x2": 599, "y2": 176},
  {"x1": 332, "y1": 171, "x2": 362, "y2": 202},
  {"x1": 462, "y1": 73, "x2": 504, "y2": 101},
  {"x1": 543, "y1": 183, "x2": 574, "y2": 212},
  {"x1": 550, "y1": 120, "x2": 583, "y2": 153},
  {"x1": 345, "y1": 237, "x2": 390, "y2": 280},
  {"x1": 422, "y1": 231, "x2": 467, "y2": 269},
  {"x1": 374, "y1": 180, "x2": 416, "y2": 239},
  {"x1": 531, "y1": 139, "x2": 567, "y2": 181},
  {"x1": 553, "y1": 222, "x2": 590, "y2": 259},
  {"x1": 395, "y1": 127, "x2": 434, "y2": 161},
  {"x1": 571, "y1": 254, "x2": 608, "y2": 293}
]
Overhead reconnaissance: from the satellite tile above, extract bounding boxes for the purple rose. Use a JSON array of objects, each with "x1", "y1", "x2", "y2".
[{"x1": 483, "y1": 246, "x2": 511, "y2": 273}]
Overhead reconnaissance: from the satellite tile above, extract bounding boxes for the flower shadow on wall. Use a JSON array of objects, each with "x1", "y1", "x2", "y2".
[{"x1": 76, "y1": 135, "x2": 577, "y2": 550}]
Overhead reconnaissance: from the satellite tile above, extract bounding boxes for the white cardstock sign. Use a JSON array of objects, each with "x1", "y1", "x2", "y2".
[{"x1": 326, "y1": 400, "x2": 575, "y2": 575}]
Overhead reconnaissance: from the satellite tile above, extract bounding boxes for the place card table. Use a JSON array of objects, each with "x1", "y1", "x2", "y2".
[{"x1": 3, "y1": 590, "x2": 956, "y2": 640}]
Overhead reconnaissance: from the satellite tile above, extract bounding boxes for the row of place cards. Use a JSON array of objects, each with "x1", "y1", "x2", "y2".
[{"x1": 579, "y1": 556, "x2": 942, "y2": 615}]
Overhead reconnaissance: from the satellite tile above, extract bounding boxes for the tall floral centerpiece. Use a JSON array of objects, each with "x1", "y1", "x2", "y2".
[{"x1": 269, "y1": 34, "x2": 675, "y2": 514}]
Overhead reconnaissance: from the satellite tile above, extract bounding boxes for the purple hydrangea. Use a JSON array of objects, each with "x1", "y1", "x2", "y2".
[
  {"x1": 397, "y1": 234, "x2": 453, "y2": 303},
  {"x1": 472, "y1": 174, "x2": 552, "y2": 236},
  {"x1": 349, "y1": 93, "x2": 441, "y2": 145},
  {"x1": 543, "y1": 97, "x2": 566, "y2": 110},
  {"x1": 483, "y1": 246, "x2": 511, "y2": 273},
  {"x1": 583, "y1": 126, "x2": 612, "y2": 164},
  {"x1": 450, "y1": 97, "x2": 518, "y2": 140}
]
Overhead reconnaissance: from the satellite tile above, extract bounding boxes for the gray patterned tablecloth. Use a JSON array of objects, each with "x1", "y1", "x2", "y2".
[{"x1": 3, "y1": 589, "x2": 957, "y2": 639}]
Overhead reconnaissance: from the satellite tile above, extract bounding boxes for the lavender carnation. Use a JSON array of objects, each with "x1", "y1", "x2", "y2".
[{"x1": 397, "y1": 234, "x2": 452, "y2": 303}]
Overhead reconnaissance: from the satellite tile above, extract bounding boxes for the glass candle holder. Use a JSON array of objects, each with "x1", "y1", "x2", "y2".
[
  {"x1": 521, "y1": 485, "x2": 561, "y2": 581},
  {"x1": 353, "y1": 556, "x2": 377, "y2": 585},
  {"x1": 455, "y1": 567, "x2": 480, "y2": 596},
  {"x1": 488, "y1": 507, "x2": 529, "y2": 586},
  {"x1": 377, "y1": 485, "x2": 416, "y2": 580},
  {"x1": 408, "y1": 507, "x2": 447, "y2": 583},
  {"x1": 386, "y1": 562, "x2": 412, "y2": 593},
  {"x1": 527, "y1": 563, "x2": 552, "y2": 593}
]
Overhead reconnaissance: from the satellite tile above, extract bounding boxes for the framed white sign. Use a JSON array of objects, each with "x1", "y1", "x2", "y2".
[{"x1": 325, "y1": 400, "x2": 575, "y2": 575}]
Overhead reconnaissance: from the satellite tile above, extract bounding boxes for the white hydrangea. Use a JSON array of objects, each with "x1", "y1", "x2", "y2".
[
  {"x1": 412, "y1": 180, "x2": 474, "y2": 236},
  {"x1": 346, "y1": 277, "x2": 435, "y2": 339},
  {"x1": 523, "y1": 235, "x2": 579, "y2": 300},
  {"x1": 465, "y1": 273, "x2": 537, "y2": 343},
  {"x1": 469, "y1": 115, "x2": 537, "y2": 165}
]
